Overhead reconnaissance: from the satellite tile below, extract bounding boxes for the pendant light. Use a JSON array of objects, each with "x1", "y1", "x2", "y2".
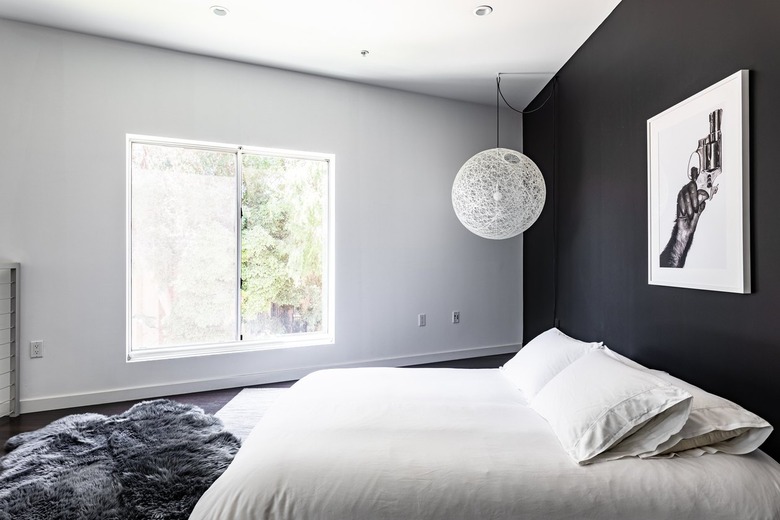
[{"x1": 452, "y1": 75, "x2": 552, "y2": 240}]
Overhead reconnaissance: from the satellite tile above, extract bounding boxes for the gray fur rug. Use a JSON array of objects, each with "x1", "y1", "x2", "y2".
[{"x1": 0, "y1": 399, "x2": 241, "y2": 520}]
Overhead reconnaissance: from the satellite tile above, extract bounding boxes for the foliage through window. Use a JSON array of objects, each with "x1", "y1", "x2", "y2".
[{"x1": 128, "y1": 136, "x2": 333, "y2": 359}]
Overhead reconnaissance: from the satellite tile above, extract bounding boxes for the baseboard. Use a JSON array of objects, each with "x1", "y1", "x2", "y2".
[{"x1": 19, "y1": 343, "x2": 520, "y2": 414}]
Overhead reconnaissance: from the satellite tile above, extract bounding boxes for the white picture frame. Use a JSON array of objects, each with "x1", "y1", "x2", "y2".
[{"x1": 647, "y1": 70, "x2": 750, "y2": 293}]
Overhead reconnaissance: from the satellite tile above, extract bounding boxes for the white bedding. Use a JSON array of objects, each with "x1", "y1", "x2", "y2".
[{"x1": 190, "y1": 368, "x2": 780, "y2": 520}]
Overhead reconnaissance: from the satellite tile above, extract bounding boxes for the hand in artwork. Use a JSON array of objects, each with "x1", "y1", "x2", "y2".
[{"x1": 659, "y1": 168, "x2": 709, "y2": 268}]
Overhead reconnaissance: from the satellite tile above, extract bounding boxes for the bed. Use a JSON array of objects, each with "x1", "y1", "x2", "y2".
[{"x1": 190, "y1": 363, "x2": 780, "y2": 519}]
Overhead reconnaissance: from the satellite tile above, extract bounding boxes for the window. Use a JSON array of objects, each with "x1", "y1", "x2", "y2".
[{"x1": 127, "y1": 135, "x2": 334, "y2": 360}]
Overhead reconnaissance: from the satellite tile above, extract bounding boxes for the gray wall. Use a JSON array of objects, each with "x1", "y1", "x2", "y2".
[
  {"x1": 0, "y1": 19, "x2": 523, "y2": 411},
  {"x1": 523, "y1": 0, "x2": 780, "y2": 458}
]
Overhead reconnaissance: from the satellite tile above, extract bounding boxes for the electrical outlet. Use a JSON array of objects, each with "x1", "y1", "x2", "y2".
[
  {"x1": 30, "y1": 340, "x2": 44, "y2": 358},
  {"x1": 452, "y1": 311, "x2": 460, "y2": 324},
  {"x1": 418, "y1": 313, "x2": 426, "y2": 327}
]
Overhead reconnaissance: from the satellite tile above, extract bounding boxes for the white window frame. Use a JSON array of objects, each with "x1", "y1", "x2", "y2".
[{"x1": 125, "y1": 134, "x2": 335, "y2": 361}]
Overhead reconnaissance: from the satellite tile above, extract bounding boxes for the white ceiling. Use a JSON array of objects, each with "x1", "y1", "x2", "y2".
[{"x1": 0, "y1": 0, "x2": 620, "y2": 107}]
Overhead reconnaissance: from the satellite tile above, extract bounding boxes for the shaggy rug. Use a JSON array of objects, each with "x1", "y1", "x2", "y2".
[{"x1": 0, "y1": 399, "x2": 241, "y2": 520}]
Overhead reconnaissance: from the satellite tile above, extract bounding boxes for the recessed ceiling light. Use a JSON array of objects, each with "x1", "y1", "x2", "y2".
[
  {"x1": 210, "y1": 5, "x2": 229, "y2": 16},
  {"x1": 474, "y1": 5, "x2": 493, "y2": 16}
]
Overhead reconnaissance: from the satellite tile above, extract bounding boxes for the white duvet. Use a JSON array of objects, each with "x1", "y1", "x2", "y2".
[{"x1": 190, "y1": 368, "x2": 780, "y2": 520}]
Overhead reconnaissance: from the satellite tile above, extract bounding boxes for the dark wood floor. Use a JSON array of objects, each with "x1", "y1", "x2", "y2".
[{"x1": 0, "y1": 354, "x2": 512, "y2": 450}]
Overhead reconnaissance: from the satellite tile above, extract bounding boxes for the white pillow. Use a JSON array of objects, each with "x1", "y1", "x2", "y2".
[
  {"x1": 600, "y1": 347, "x2": 773, "y2": 457},
  {"x1": 530, "y1": 349, "x2": 692, "y2": 465},
  {"x1": 601, "y1": 344, "x2": 648, "y2": 372},
  {"x1": 642, "y1": 370, "x2": 773, "y2": 458},
  {"x1": 500, "y1": 328, "x2": 601, "y2": 399}
]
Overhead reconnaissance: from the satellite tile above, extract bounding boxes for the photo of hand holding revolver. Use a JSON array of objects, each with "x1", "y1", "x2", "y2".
[{"x1": 659, "y1": 109, "x2": 722, "y2": 268}]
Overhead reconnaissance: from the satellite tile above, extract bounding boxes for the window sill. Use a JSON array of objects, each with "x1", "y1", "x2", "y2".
[{"x1": 126, "y1": 334, "x2": 334, "y2": 362}]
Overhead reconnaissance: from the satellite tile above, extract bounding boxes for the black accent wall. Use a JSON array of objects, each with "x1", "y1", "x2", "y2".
[{"x1": 523, "y1": 0, "x2": 780, "y2": 459}]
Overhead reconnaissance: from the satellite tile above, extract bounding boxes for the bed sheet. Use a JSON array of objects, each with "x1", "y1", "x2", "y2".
[{"x1": 190, "y1": 367, "x2": 780, "y2": 520}]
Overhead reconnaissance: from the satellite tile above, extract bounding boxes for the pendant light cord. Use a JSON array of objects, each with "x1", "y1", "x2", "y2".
[
  {"x1": 552, "y1": 78, "x2": 559, "y2": 328},
  {"x1": 496, "y1": 79, "x2": 500, "y2": 148},
  {"x1": 497, "y1": 75, "x2": 557, "y2": 115},
  {"x1": 493, "y1": 73, "x2": 560, "y2": 328},
  {"x1": 495, "y1": 74, "x2": 558, "y2": 148}
]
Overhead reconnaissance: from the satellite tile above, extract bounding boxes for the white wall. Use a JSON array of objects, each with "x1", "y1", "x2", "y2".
[{"x1": 0, "y1": 19, "x2": 524, "y2": 412}]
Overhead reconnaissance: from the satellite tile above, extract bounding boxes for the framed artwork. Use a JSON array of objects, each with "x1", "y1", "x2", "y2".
[{"x1": 647, "y1": 70, "x2": 750, "y2": 293}]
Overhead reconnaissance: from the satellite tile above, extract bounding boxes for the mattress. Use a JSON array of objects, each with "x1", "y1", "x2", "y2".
[{"x1": 190, "y1": 367, "x2": 780, "y2": 519}]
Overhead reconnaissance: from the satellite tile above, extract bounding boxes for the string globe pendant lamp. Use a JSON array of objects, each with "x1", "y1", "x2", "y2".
[{"x1": 452, "y1": 74, "x2": 551, "y2": 240}]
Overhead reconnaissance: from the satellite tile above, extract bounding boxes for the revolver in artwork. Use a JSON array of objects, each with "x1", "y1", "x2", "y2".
[{"x1": 688, "y1": 108, "x2": 722, "y2": 203}]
